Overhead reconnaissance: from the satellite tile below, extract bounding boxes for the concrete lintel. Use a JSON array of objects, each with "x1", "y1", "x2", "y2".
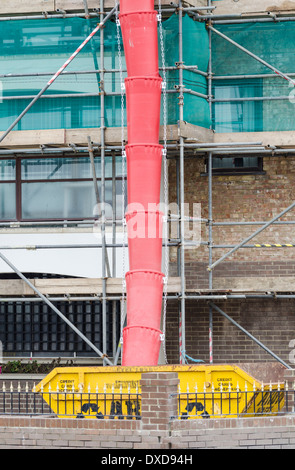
[
  {"x1": 55, "y1": 0, "x2": 204, "y2": 12},
  {"x1": 0, "y1": 277, "x2": 182, "y2": 295},
  {"x1": 213, "y1": 276, "x2": 295, "y2": 292},
  {"x1": 214, "y1": 131, "x2": 295, "y2": 149},
  {"x1": 0, "y1": 0, "x2": 207, "y2": 16},
  {"x1": 212, "y1": 0, "x2": 295, "y2": 16},
  {"x1": 0, "y1": 123, "x2": 214, "y2": 149},
  {"x1": 0, "y1": 0, "x2": 55, "y2": 15},
  {"x1": 179, "y1": 121, "x2": 214, "y2": 143}
]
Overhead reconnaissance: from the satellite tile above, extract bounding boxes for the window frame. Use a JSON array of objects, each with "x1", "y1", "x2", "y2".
[
  {"x1": 0, "y1": 155, "x2": 126, "y2": 222},
  {"x1": 205, "y1": 155, "x2": 265, "y2": 176},
  {"x1": 212, "y1": 78, "x2": 264, "y2": 134},
  {"x1": 0, "y1": 296, "x2": 121, "y2": 356}
]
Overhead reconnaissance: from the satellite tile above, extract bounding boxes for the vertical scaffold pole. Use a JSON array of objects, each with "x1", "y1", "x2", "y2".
[
  {"x1": 112, "y1": 151, "x2": 117, "y2": 361},
  {"x1": 100, "y1": 0, "x2": 107, "y2": 365},
  {"x1": 208, "y1": 152, "x2": 213, "y2": 364},
  {"x1": 87, "y1": 136, "x2": 111, "y2": 278},
  {"x1": 208, "y1": 0, "x2": 214, "y2": 364},
  {"x1": 112, "y1": 153, "x2": 117, "y2": 277},
  {"x1": 178, "y1": 0, "x2": 186, "y2": 363}
]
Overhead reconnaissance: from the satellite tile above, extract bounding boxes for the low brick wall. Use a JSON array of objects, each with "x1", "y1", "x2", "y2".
[
  {"x1": 0, "y1": 371, "x2": 294, "y2": 449},
  {"x1": 1, "y1": 414, "x2": 295, "y2": 449},
  {"x1": 171, "y1": 415, "x2": 295, "y2": 449}
]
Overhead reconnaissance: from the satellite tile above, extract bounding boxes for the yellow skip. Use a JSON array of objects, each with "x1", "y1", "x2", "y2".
[{"x1": 34, "y1": 364, "x2": 284, "y2": 419}]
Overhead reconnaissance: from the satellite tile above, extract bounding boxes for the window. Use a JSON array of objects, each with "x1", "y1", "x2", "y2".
[
  {"x1": 0, "y1": 298, "x2": 120, "y2": 356},
  {"x1": 0, "y1": 160, "x2": 16, "y2": 219},
  {"x1": 209, "y1": 78, "x2": 265, "y2": 174},
  {"x1": 209, "y1": 155, "x2": 264, "y2": 175},
  {"x1": 212, "y1": 79, "x2": 263, "y2": 133},
  {"x1": 0, "y1": 156, "x2": 126, "y2": 221}
]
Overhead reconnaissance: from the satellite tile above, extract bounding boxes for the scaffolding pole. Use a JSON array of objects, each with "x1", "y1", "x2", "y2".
[
  {"x1": 87, "y1": 136, "x2": 111, "y2": 278},
  {"x1": 1, "y1": 240, "x2": 295, "y2": 250},
  {"x1": 0, "y1": 5, "x2": 216, "y2": 21},
  {"x1": 212, "y1": 16, "x2": 295, "y2": 25},
  {"x1": 6, "y1": 144, "x2": 295, "y2": 157},
  {"x1": 3, "y1": 89, "x2": 295, "y2": 104},
  {"x1": 100, "y1": 0, "x2": 108, "y2": 367},
  {"x1": 208, "y1": 151, "x2": 213, "y2": 364},
  {"x1": 1, "y1": 293, "x2": 295, "y2": 302},
  {"x1": 178, "y1": 0, "x2": 186, "y2": 364},
  {"x1": 112, "y1": 153, "x2": 117, "y2": 278},
  {"x1": 210, "y1": 302, "x2": 292, "y2": 370},
  {"x1": 214, "y1": 72, "x2": 295, "y2": 81},
  {"x1": 207, "y1": 0, "x2": 213, "y2": 364},
  {"x1": 0, "y1": 64, "x2": 204, "y2": 80},
  {"x1": 0, "y1": 87, "x2": 206, "y2": 101}
]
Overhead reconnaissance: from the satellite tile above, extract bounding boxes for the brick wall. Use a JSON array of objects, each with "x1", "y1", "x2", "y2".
[
  {"x1": 167, "y1": 157, "x2": 295, "y2": 363},
  {"x1": 0, "y1": 371, "x2": 295, "y2": 450},
  {"x1": 166, "y1": 155, "x2": 295, "y2": 367},
  {"x1": 166, "y1": 299, "x2": 295, "y2": 366},
  {"x1": 169, "y1": 260, "x2": 295, "y2": 290},
  {"x1": 171, "y1": 415, "x2": 295, "y2": 449},
  {"x1": 168, "y1": 156, "x2": 295, "y2": 267},
  {"x1": 0, "y1": 415, "x2": 142, "y2": 449}
]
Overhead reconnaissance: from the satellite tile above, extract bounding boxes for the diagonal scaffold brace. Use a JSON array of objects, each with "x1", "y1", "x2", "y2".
[
  {"x1": 0, "y1": 249, "x2": 113, "y2": 365},
  {"x1": 208, "y1": 25, "x2": 295, "y2": 87},
  {"x1": 0, "y1": 4, "x2": 118, "y2": 144},
  {"x1": 208, "y1": 200, "x2": 295, "y2": 271}
]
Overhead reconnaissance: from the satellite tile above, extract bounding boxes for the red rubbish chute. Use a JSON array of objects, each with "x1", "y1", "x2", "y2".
[
  {"x1": 126, "y1": 210, "x2": 163, "y2": 272},
  {"x1": 119, "y1": 0, "x2": 155, "y2": 15},
  {"x1": 125, "y1": 77, "x2": 162, "y2": 144},
  {"x1": 126, "y1": 144, "x2": 163, "y2": 210},
  {"x1": 120, "y1": 11, "x2": 160, "y2": 77},
  {"x1": 120, "y1": 0, "x2": 164, "y2": 366}
]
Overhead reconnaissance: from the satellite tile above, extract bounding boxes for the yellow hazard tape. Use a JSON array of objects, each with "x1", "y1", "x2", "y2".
[{"x1": 255, "y1": 244, "x2": 295, "y2": 248}]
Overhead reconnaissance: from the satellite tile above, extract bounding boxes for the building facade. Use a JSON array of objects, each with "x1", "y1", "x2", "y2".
[{"x1": 0, "y1": 0, "x2": 294, "y2": 371}]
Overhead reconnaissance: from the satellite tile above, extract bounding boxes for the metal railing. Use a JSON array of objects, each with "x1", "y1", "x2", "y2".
[
  {"x1": 174, "y1": 383, "x2": 295, "y2": 419},
  {"x1": 0, "y1": 381, "x2": 141, "y2": 419},
  {"x1": 1, "y1": 380, "x2": 294, "y2": 420}
]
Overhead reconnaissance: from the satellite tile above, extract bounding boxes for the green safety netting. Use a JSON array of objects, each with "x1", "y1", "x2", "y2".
[
  {"x1": 0, "y1": 14, "x2": 210, "y2": 133},
  {"x1": 160, "y1": 14, "x2": 210, "y2": 128},
  {"x1": 212, "y1": 22, "x2": 295, "y2": 133},
  {"x1": 0, "y1": 17, "x2": 125, "y2": 131},
  {"x1": 2, "y1": 15, "x2": 293, "y2": 135}
]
